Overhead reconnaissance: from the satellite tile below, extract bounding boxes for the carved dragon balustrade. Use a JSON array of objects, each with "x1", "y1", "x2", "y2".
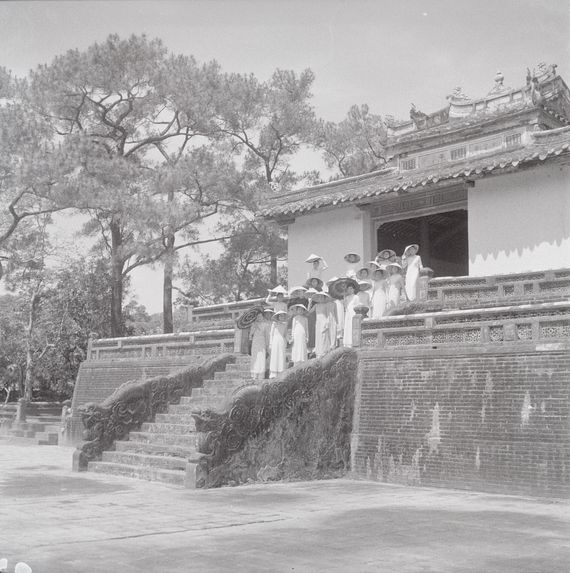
[
  {"x1": 73, "y1": 353, "x2": 236, "y2": 470},
  {"x1": 192, "y1": 347, "x2": 359, "y2": 488}
]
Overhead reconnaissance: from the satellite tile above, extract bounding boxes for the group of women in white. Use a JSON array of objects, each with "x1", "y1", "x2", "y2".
[{"x1": 248, "y1": 244, "x2": 423, "y2": 380}]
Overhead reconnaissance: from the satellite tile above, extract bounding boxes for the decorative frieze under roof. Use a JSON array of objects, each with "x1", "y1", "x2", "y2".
[
  {"x1": 261, "y1": 125, "x2": 570, "y2": 219},
  {"x1": 262, "y1": 65, "x2": 570, "y2": 221}
]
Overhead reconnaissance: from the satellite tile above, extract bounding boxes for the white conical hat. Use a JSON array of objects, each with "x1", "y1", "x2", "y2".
[
  {"x1": 268, "y1": 285, "x2": 288, "y2": 295},
  {"x1": 311, "y1": 290, "x2": 333, "y2": 302},
  {"x1": 344, "y1": 252, "x2": 361, "y2": 262},
  {"x1": 305, "y1": 253, "x2": 323, "y2": 263},
  {"x1": 357, "y1": 281, "x2": 372, "y2": 291},
  {"x1": 288, "y1": 285, "x2": 307, "y2": 296},
  {"x1": 403, "y1": 244, "x2": 419, "y2": 256}
]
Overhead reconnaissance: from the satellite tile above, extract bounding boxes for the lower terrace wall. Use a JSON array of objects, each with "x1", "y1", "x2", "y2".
[
  {"x1": 66, "y1": 329, "x2": 235, "y2": 446},
  {"x1": 352, "y1": 342, "x2": 570, "y2": 497}
]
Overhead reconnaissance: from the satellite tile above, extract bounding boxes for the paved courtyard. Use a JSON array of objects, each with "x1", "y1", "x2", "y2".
[{"x1": 0, "y1": 439, "x2": 568, "y2": 573}]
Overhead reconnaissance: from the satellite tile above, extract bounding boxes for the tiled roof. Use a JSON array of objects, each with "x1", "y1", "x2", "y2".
[{"x1": 261, "y1": 126, "x2": 570, "y2": 219}]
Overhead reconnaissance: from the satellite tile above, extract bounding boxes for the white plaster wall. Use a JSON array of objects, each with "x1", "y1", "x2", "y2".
[
  {"x1": 468, "y1": 163, "x2": 570, "y2": 275},
  {"x1": 287, "y1": 205, "x2": 368, "y2": 287}
]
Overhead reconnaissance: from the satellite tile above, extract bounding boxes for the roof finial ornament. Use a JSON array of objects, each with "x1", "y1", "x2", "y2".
[
  {"x1": 487, "y1": 70, "x2": 511, "y2": 95},
  {"x1": 447, "y1": 86, "x2": 470, "y2": 101},
  {"x1": 410, "y1": 103, "x2": 428, "y2": 129}
]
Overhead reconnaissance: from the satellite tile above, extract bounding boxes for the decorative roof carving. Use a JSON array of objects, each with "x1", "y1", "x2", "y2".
[
  {"x1": 487, "y1": 71, "x2": 513, "y2": 96},
  {"x1": 261, "y1": 126, "x2": 570, "y2": 218},
  {"x1": 447, "y1": 86, "x2": 471, "y2": 102}
]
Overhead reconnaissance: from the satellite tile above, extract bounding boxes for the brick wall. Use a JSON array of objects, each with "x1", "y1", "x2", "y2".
[
  {"x1": 352, "y1": 342, "x2": 570, "y2": 497},
  {"x1": 66, "y1": 357, "x2": 206, "y2": 446},
  {"x1": 72, "y1": 359, "x2": 205, "y2": 411}
]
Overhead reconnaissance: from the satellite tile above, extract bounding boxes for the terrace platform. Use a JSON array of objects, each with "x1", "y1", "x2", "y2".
[{"x1": 1, "y1": 443, "x2": 569, "y2": 573}]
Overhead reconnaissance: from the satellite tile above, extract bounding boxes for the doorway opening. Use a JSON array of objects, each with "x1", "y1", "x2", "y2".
[{"x1": 376, "y1": 209, "x2": 468, "y2": 276}]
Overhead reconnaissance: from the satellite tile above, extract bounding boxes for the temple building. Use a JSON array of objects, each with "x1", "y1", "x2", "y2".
[{"x1": 262, "y1": 64, "x2": 570, "y2": 285}]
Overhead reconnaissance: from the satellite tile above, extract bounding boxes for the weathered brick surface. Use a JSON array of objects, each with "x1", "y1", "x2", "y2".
[
  {"x1": 71, "y1": 358, "x2": 206, "y2": 411},
  {"x1": 352, "y1": 342, "x2": 570, "y2": 497}
]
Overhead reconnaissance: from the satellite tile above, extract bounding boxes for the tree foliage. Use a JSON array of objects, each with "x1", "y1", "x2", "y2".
[
  {"x1": 26, "y1": 34, "x2": 223, "y2": 336},
  {"x1": 314, "y1": 104, "x2": 387, "y2": 178},
  {"x1": 0, "y1": 67, "x2": 76, "y2": 278}
]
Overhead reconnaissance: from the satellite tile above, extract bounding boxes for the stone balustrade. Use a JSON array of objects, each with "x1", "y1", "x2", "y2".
[
  {"x1": 359, "y1": 300, "x2": 570, "y2": 348},
  {"x1": 426, "y1": 268, "x2": 570, "y2": 309},
  {"x1": 88, "y1": 329, "x2": 236, "y2": 362},
  {"x1": 188, "y1": 298, "x2": 264, "y2": 324}
]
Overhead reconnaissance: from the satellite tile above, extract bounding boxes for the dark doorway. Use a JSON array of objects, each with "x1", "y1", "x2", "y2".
[{"x1": 377, "y1": 209, "x2": 468, "y2": 276}]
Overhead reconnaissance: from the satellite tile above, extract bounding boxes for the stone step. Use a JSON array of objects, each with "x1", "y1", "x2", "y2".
[
  {"x1": 114, "y1": 440, "x2": 197, "y2": 458},
  {"x1": 225, "y1": 362, "x2": 252, "y2": 372},
  {"x1": 155, "y1": 413, "x2": 201, "y2": 425},
  {"x1": 182, "y1": 398, "x2": 229, "y2": 410},
  {"x1": 128, "y1": 431, "x2": 198, "y2": 447},
  {"x1": 213, "y1": 370, "x2": 251, "y2": 381},
  {"x1": 13, "y1": 422, "x2": 50, "y2": 432},
  {"x1": 200, "y1": 380, "x2": 248, "y2": 392},
  {"x1": 102, "y1": 450, "x2": 188, "y2": 471},
  {"x1": 36, "y1": 432, "x2": 59, "y2": 446},
  {"x1": 10, "y1": 429, "x2": 36, "y2": 438},
  {"x1": 88, "y1": 461, "x2": 185, "y2": 486},
  {"x1": 140, "y1": 421, "x2": 196, "y2": 434},
  {"x1": 168, "y1": 402, "x2": 224, "y2": 414},
  {"x1": 191, "y1": 386, "x2": 237, "y2": 398}
]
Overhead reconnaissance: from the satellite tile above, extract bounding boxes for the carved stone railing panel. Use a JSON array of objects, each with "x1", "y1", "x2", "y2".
[
  {"x1": 87, "y1": 329, "x2": 235, "y2": 362},
  {"x1": 72, "y1": 354, "x2": 236, "y2": 471},
  {"x1": 427, "y1": 268, "x2": 570, "y2": 310},
  {"x1": 360, "y1": 301, "x2": 570, "y2": 348},
  {"x1": 190, "y1": 348, "x2": 358, "y2": 488}
]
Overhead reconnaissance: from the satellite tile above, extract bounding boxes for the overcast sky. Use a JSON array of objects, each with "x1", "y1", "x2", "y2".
[{"x1": 1, "y1": 0, "x2": 568, "y2": 312}]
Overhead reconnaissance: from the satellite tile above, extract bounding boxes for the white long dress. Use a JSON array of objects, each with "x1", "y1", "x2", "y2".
[
  {"x1": 335, "y1": 299, "x2": 345, "y2": 341},
  {"x1": 291, "y1": 314, "x2": 308, "y2": 364},
  {"x1": 343, "y1": 293, "x2": 358, "y2": 347},
  {"x1": 269, "y1": 321, "x2": 287, "y2": 378},
  {"x1": 327, "y1": 301, "x2": 338, "y2": 352},
  {"x1": 249, "y1": 318, "x2": 269, "y2": 379},
  {"x1": 404, "y1": 254, "x2": 423, "y2": 301},
  {"x1": 313, "y1": 302, "x2": 331, "y2": 357},
  {"x1": 388, "y1": 274, "x2": 405, "y2": 309},
  {"x1": 371, "y1": 279, "x2": 388, "y2": 319}
]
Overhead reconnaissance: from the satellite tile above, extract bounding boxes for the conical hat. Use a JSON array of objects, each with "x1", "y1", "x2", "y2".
[
  {"x1": 290, "y1": 303, "x2": 308, "y2": 311},
  {"x1": 304, "y1": 277, "x2": 323, "y2": 290},
  {"x1": 377, "y1": 249, "x2": 396, "y2": 261},
  {"x1": 357, "y1": 281, "x2": 372, "y2": 291},
  {"x1": 272, "y1": 310, "x2": 288, "y2": 321},
  {"x1": 311, "y1": 290, "x2": 333, "y2": 303},
  {"x1": 386, "y1": 262, "x2": 402, "y2": 269},
  {"x1": 344, "y1": 252, "x2": 361, "y2": 262},
  {"x1": 268, "y1": 285, "x2": 288, "y2": 295},
  {"x1": 403, "y1": 244, "x2": 419, "y2": 256},
  {"x1": 305, "y1": 253, "x2": 323, "y2": 263},
  {"x1": 288, "y1": 285, "x2": 307, "y2": 297}
]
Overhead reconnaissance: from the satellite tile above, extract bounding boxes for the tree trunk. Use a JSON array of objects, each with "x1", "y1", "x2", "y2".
[
  {"x1": 110, "y1": 218, "x2": 124, "y2": 337},
  {"x1": 23, "y1": 292, "x2": 40, "y2": 402},
  {"x1": 270, "y1": 255, "x2": 278, "y2": 285},
  {"x1": 163, "y1": 232, "x2": 175, "y2": 333}
]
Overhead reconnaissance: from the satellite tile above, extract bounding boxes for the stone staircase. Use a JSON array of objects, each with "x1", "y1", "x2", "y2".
[
  {"x1": 88, "y1": 354, "x2": 253, "y2": 485},
  {"x1": 0, "y1": 403, "x2": 63, "y2": 445}
]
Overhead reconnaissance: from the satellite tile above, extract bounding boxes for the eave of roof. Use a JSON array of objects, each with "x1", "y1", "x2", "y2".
[{"x1": 261, "y1": 126, "x2": 570, "y2": 219}]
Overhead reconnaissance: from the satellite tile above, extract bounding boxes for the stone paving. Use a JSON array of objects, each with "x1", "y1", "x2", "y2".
[{"x1": 0, "y1": 439, "x2": 569, "y2": 573}]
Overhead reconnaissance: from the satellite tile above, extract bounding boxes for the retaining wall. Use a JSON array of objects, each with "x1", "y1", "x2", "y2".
[{"x1": 352, "y1": 342, "x2": 570, "y2": 497}]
